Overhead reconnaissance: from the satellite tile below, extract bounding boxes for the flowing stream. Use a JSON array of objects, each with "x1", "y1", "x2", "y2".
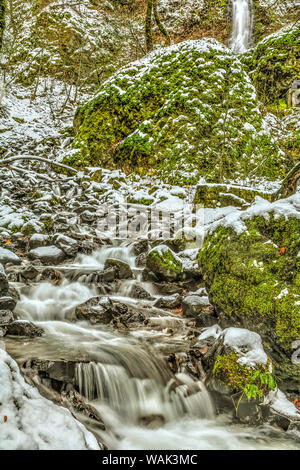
[
  {"x1": 230, "y1": 0, "x2": 253, "y2": 54},
  {"x1": 4, "y1": 243, "x2": 300, "y2": 450}
]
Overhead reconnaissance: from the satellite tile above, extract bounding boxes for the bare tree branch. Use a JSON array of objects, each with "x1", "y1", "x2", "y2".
[{"x1": 0, "y1": 156, "x2": 78, "y2": 173}]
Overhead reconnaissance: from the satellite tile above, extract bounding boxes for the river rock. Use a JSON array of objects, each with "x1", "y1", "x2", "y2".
[
  {"x1": 182, "y1": 295, "x2": 215, "y2": 325},
  {"x1": 29, "y1": 233, "x2": 50, "y2": 249},
  {"x1": 133, "y1": 240, "x2": 148, "y2": 255},
  {"x1": 21, "y1": 264, "x2": 40, "y2": 281},
  {"x1": 154, "y1": 293, "x2": 182, "y2": 309},
  {"x1": 74, "y1": 297, "x2": 113, "y2": 324},
  {"x1": 198, "y1": 197, "x2": 300, "y2": 392},
  {"x1": 28, "y1": 246, "x2": 66, "y2": 265},
  {"x1": 0, "y1": 296, "x2": 17, "y2": 312},
  {"x1": 53, "y1": 234, "x2": 78, "y2": 257},
  {"x1": 0, "y1": 309, "x2": 14, "y2": 326},
  {"x1": 0, "y1": 265, "x2": 9, "y2": 296},
  {"x1": 6, "y1": 320, "x2": 44, "y2": 337},
  {"x1": 0, "y1": 247, "x2": 21, "y2": 265},
  {"x1": 146, "y1": 245, "x2": 182, "y2": 282},
  {"x1": 104, "y1": 258, "x2": 133, "y2": 280},
  {"x1": 129, "y1": 284, "x2": 153, "y2": 300}
]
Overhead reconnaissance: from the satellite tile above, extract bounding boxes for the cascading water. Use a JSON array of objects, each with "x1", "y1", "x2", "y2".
[
  {"x1": 75, "y1": 362, "x2": 214, "y2": 423},
  {"x1": 75, "y1": 241, "x2": 136, "y2": 269},
  {"x1": 230, "y1": 0, "x2": 253, "y2": 54},
  {"x1": 5, "y1": 242, "x2": 300, "y2": 450}
]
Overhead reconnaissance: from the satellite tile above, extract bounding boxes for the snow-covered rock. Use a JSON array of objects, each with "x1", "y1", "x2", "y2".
[{"x1": 0, "y1": 348, "x2": 99, "y2": 450}]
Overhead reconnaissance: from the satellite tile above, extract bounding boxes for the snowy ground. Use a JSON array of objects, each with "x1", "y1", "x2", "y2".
[{"x1": 0, "y1": 347, "x2": 99, "y2": 450}]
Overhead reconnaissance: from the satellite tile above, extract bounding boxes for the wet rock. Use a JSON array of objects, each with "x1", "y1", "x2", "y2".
[
  {"x1": 29, "y1": 233, "x2": 50, "y2": 249},
  {"x1": 21, "y1": 264, "x2": 39, "y2": 281},
  {"x1": 53, "y1": 234, "x2": 78, "y2": 257},
  {"x1": 40, "y1": 267, "x2": 63, "y2": 284},
  {"x1": 29, "y1": 246, "x2": 66, "y2": 265},
  {"x1": 154, "y1": 293, "x2": 182, "y2": 309},
  {"x1": 146, "y1": 245, "x2": 182, "y2": 282},
  {"x1": 104, "y1": 258, "x2": 133, "y2": 280},
  {"x1": 133, "y1": 240, "x2": 148, "y2": 255},
  {"x1": 0, "y1": 310, "x2": 14, "y2": 326},
  {"x1": 6, "y1": 320, "x2": 44, "y2": 337},
  {"x1": 102, "y1": 267, "x2": 117, "y2": 283},
  {"x1": 182, "y1": 295, "x2": 215, "y2": 325},
  {"x1": 27, "y1": 359, "x2": 76, "y2": 383},
  {"x1": 135, "y1": 252, "x2": 147, "y2": 267},
  {"x1": 81, "y1": 210, "x2": 96, "y2": 223},
  {"x1": 139, "y1": 414, "x2": 165, "y2": 429},
  {"x1": 0, "y1": 265, "x2": 9, "y2": 296},
  {"x1": 0, "y1": 296, "x2": 17, "y2": 311},
  {"x1": 7, "y1": 286, "x2": 20, "y2": 302},
  {"x1": 0, "y1": 247, "x2": 21, "y2": 265},
  {"x1": 130, "y1": 284, "x2": 153, "y2": 300},
  {"x1": 74, "y1": 297, "x2": 113, "y2": 324}
]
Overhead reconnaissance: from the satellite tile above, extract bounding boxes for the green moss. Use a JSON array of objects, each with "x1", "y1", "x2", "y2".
[
  {"x1": 193, "y1": 183, "x2": 274, "y2": 208},
  {"x1": 68, "y1": 39, "x2": 282, "y2": 183},
  {"x1": 199, "y1": 215, "x2": 300, "y2": 343},
  {"x1": 198, "y1": 212, "x2": 300, "y2": 387},
  {"x1": 242, "y1": 23, "x2": 300, "y2": 105},
  {"x1": 213, "y1": 352, "x2": 275, "y2": 400},
  {"x1": 146, "y1": 246, "x2": 182, "y2": 281},
  {"x1": 49, "y1": 195, "x2": 61, "y2": 207}
]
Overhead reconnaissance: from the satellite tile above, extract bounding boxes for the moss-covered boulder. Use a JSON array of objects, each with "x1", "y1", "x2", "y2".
[
  {"x1": 198, "y1": 195, "x2": 300, "y2": 391},
  {"x1": 69, "y1": 38, "x2": 284, "y2": 183},
  {"x1": 242, "y1": 23, "x2": 300, "y2": 105},
  {"x1": 146, "y1": 245, "x2": 182, "y2": 281}
]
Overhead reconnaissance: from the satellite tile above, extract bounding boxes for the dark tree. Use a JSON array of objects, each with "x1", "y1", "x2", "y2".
[
  {"x1": 145, "y1": 0, "x2": 170, "y2": 52},
  {"x1": 0, "y1": 0, "x2": 5, "y2": 50}
]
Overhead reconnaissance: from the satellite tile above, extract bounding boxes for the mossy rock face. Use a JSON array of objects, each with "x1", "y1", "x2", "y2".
[
  {"x1": 193, "y1": 183, "x2": 274, "y2": 208},
  {"x1": 69, "y1": 38, "x2": 283, "y2": 183},
  {"x1": 198, "y1": 207, "x2": 300, "y2": 390},
  {"x1": 242, "y1": 23, "x2": 300, "y2": 105},
  {"x1": 146, "y1": 245, "x2": 182, "y2": 281}
]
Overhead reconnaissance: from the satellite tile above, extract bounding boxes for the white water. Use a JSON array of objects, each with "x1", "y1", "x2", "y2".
[
  {"x1": 15, "y1": 281, "x2": 96, "y2": 321},
  {"x1": 75, "y1": 242, "x2": 136, "y2": 268},
  {"x1": 230, "y1": 0, "x2": 253, "y2": 54}
]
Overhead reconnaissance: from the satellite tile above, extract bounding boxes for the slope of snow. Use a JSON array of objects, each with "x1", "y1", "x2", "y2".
[{"x1": 0, "y1": 348, "x2": 99, "y2": 450}]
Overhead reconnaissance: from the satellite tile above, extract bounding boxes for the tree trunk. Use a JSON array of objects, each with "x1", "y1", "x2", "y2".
[
  {"x1": 145, "y1": 0, "x2": 154, "y2": 53},
  {"x1": 153, "y1": 0, "x2": 171, "y2": 46},
  {"x1": 0, "y1": 0, "x2": 5, "y2": 50}
]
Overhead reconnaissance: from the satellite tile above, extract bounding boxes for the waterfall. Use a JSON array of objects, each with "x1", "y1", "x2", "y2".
[
  {"x1": 75, "y1": 362, "x2": 215, "y2": 423},
  {"x1": 230, "y1": 0, "x2": 253, "y2": 54}
]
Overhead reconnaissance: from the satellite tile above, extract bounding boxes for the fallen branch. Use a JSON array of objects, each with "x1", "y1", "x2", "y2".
[
  {"x1": 274, "y1": 162, "x2": 300, "y2": 200},
  {"x1": 0, "y1": 155, "x2": 78, "y2": 174}
]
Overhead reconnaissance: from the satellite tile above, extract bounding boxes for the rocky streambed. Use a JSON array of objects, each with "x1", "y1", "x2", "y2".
[{"x1": 0, "y1": 164, "x2": 299, "y2": 450}]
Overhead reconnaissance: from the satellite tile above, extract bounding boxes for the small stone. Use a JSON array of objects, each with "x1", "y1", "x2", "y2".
[
  {"x1": 0, "y1": 310, "x2": 14, "y2": 326},
  {"x1": 182, "y1": 295, "x2": 211, "y2": 317},
  {"x1": 0, "y1": 296, "x2": 17, "y2": 312},
  {"x1": 104, "y1": 258, "x2": 133, "y2": 279},
  {"x1": 28, "y1": 246, "x2": 66, "y2": 265},
  {"x1": 154, "y1": 293, "x2": 182, "y2": 309},
  {"x1": 29, "y1": 234, "x2": 50, "y2": 250},
  {"x1": 0, "y1": 247, "x2": 21, "y2": 266},
  {"x1": 53, "y1": 234, "x2": 78, "y2": 257},
  {"x1": 6, "y1": 321, "x2": 44, "y2": 337}
]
